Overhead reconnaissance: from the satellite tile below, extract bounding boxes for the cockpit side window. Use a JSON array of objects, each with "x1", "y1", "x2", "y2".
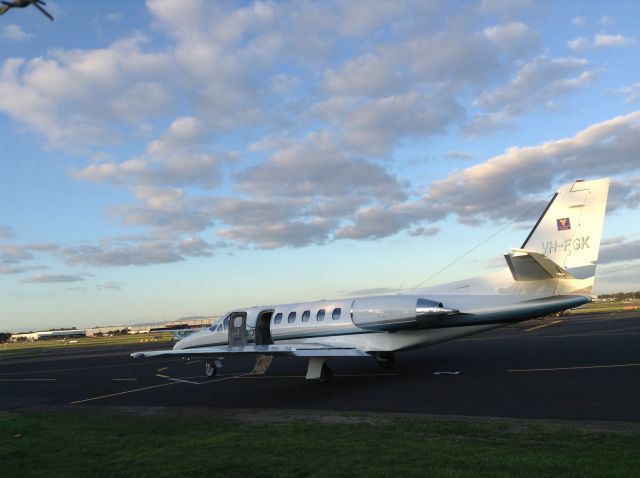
[
  {"x1": 223, "y1": 316, "x2": 230, "y2": 330},
  {"x1": 216, "y1": 324, "x2": 223, "y2": 332}
]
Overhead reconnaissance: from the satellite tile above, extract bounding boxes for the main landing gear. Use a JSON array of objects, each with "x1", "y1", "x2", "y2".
[
  {"x1": 318, "y1": 361, "x2": 332, "y2": 385},
  {"x1": 306, "y1": 357, "x2": 333, "y2": 384},
  {"x1": 374, "y1": 352, "x2": 395, "y2": 369},
  {"x1": 204, "y1": 360, "x2": 222, "y2": 378}
]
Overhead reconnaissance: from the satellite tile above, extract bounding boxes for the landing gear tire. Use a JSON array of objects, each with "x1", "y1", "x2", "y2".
[
  {"x1": 317, "y1": 362, "x2": 333, "y2": 385},
  {"x1": 204, "y1": 361, "x2": 218, "y2": 378},
  {"x1": 375, "y1": 352, "x2": 395, "y2": 369}
]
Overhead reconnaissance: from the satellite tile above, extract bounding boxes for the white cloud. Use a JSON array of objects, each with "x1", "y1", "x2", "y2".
[
  {"x1": 596, "y1": 260, "x2": 640, "y2": 294},
  {"x1": 106, "y1": 12, "x2": 123, "y2": 22},
  {"x1": 483, "y1": 22, "x2": 541, "y2": 59},
  {"x1": 446, "y1": 151, "x2": 474, "y2": 161},
  {"x1": 4, "y1": 0, "x2": 636, "y2": 258},
  {"x1": 236, "y1": 131, "x2": 406, "y2": 200},
  {"x1": 335, "y1": 205, "x2": 422, "y2": 240},
  {"x1": 23, "y1": 274, "x2": 85, "y2": 284},
  {"x1": 401, "y1": 31, "x2": 505, "y2": 85},
  {"x1": 567, "y1": 37, "x2": 589, "y2": 51},
  {"x1": 599, "y1": 16, "x2": 615, "y2": 27},
  {"x1": 2, "y1": 24, "x2": 30, "y2": 42},
  {"x1": 0, "y1": 264, "x2": 44, "y2": 275},
  {"x1": 479, "y1": 0, "x2": 535, "y2": 17},
  {"x1": 594, "y1": 33, "x2": 632, "y2": 47},
  {"x1": 323, "y1": 53, "x2": 408, "y2": 98},
  {"x1": 600, "y1": 237, "x2": 640, "y2": 264},
  {"x1": 63, "y1": 241, "x2": 183, "y2": 267},
  {"x1": 613, "y1": 82, "x2": 640, "y2": 104},
  {"x1": 177, "y1": 237, "x2": 215, "y2": 257},
  {"x1": 571, "y1": 16, "x2": 588, "y2": 28},
  {"x1": 218, "y1": 220, "x2": 332, "y2": 249},
  {"x1": 469, "y1": 56, "x2": 595, "y2": 133},
  {"x1": 336, "y1": 0, "x2": 403, "y2": 37},
  {"x1": 344, "y1": 92, "x2": 465, "y2": 155},
  {"x1": 72, "y1": 117, "x2": 222, "y2": 189},
  {"x1": 0, "y1": 36, "x2": 173, "y2": 147},
  {"x1": 429, "y1": 112, "x2": 640, "y2": 224},
  {"x1": 0, "y1": 225, "x2": 16, "y2": 239},
  {"x1": 569, "y1": 33, "x2": 634, "y2": 50}
]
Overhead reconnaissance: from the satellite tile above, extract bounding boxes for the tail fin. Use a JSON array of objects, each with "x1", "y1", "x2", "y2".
[{"x1": 518, "y1": 178, "x2": 610, "y2": 294}]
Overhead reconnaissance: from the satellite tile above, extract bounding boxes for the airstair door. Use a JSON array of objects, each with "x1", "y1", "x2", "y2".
[{"x1": 228, "y1": 312, "x2": 248, "y2": 347}]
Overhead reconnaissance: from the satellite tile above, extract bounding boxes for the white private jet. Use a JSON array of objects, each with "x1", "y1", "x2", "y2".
[{"x1": 132, "y1": 178, "x2": 610, "y2": 383}]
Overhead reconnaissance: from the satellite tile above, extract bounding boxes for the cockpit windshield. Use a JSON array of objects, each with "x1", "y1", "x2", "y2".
[{"x1": 209, "y1": 312, "x2": 230, "y2": 332}]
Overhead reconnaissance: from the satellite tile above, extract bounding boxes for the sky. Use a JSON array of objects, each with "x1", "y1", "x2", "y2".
[{"x1": 1, "y1": 0, "x2": 639, "y2": 333}]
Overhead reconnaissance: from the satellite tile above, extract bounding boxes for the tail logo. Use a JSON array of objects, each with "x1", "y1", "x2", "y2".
[{"x1": 556, "y1": 217, "x2": 571, "y2": 231}]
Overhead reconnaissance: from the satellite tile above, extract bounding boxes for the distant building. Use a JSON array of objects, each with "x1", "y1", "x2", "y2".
[
  {"x1": 10, "y1": 329, "x2": 86, "y2": 342},
  {"x1": 86, "y1": 318, "x2": 214, "y2": 337},
  {"x1": 10, "y1": 317, "x2": 216, "y2": 341}
]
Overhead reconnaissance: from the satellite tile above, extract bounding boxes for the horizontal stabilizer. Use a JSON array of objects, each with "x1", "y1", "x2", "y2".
[{"x1": 504, "y1": 249, "x2": 575, "y2": 281}]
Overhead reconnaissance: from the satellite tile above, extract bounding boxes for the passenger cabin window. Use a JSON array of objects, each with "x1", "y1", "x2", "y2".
[
  {"x1": 274, "y1": 313, "x2": 283, "y2": 325},
  {"x1": 288, "y1": 312, "x2": 297, "y2": 323},
  {"x1": 302, "y1": 310, "x2": 310, "y2": 322},
  {"x1": 317, "y1": 309, "x2": 325, "y2": 321},
  {"x1": 332, "y1": 308, "x2": 341, "y2": 320},
  {"x1": 223, "y1": 317, "x2": 230, "y2": 330}
]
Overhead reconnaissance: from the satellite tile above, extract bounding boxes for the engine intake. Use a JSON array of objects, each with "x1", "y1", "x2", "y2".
[{"x1": 351, "y1": 295, "x2": 457, "y2": 331}]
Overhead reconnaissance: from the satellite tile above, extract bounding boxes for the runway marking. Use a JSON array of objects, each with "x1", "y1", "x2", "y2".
[
  {"x1": 69, "y1": 381, "x2": 179, "y2": 405},
  {"x1": 508, "y1": 363, "x2": 640, "y2": 373},
  {"x1": 0, "y1": 359, "x2": 183, "y2": 377},
  {"x1": 461, "y1": 331, "x2": 640, "y2": 342},
  {"x1": 0, "y1": 378, "x2": 56, "y2": 382},
  {"x1": 169, "y1": 377, "x2": 202, "y2": 385},
  {"x1": 112, "y1": 378, "x2": 137, "y2": 381},
  {"x1": 155, "y1": 373, "x2": 170, "y2": 378},
  {"x1": 168, "y1": 372, "x2": 399, "y2": 385},
  {"x1": 184, "y1": 360, "x2": 201, "y2": 365},
  {"x1": 526, "y1": 320, "x2": 563, "y2": 332},
  {"x1": 156, "y1": 366, "x2": 168, "y2": 372}
]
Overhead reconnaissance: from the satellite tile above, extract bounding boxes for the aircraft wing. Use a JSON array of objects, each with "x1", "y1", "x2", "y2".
[{"x1": 131, "y1": 343, "x2": 369, "y2": 359}]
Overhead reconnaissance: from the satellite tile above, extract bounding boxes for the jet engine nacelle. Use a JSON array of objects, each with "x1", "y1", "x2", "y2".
[{"x1": 351, "y1": 295, "x2": 457, "y2": 331}]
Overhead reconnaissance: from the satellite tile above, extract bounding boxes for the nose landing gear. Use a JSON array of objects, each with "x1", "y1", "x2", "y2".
[
  {"x1": 204, "y1": 360, "x2": 222, "y2": 378},
  {"x1": 374, "y1": 352, "x2": 395, "y2": 369}
]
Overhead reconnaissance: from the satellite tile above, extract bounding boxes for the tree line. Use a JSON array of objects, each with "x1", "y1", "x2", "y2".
[{"x1": 598, "y1": 291, "x2": 640, "y2": 300}]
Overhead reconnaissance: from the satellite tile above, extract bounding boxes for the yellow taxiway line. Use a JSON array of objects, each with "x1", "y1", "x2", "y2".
[
  {"x1": 525, "y1": 319, "x2": 563, "y2": 332},
  {"x1": 508, "y1": 363, "x2": 640, "y2": 373},
  {"x1": 70, "y1": 381, "x2": 179, "y2": 405},
  {"x1": 0, "y1": 359, "x2": 183, "y2": 377}
]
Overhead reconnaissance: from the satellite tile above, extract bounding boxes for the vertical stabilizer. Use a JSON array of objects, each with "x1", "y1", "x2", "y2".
[{"x1": 520, "y1": 178, "x2": 609, "y2": 294}]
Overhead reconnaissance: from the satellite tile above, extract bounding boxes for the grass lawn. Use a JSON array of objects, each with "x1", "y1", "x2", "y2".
[
  {"x1": 1, "y1": 411, "x2": 638, "y2": 478},
  {"x1": 0, "y1": 333, "x2": 173, "y2": 356},
  {"x1": 570, "y1": 299, "x2": 640, "y2": 314}
]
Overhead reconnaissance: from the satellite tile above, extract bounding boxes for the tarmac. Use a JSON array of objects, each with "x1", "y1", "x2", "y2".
[{"x1": 1, "y1": 311, "x2": 639, "y2": 422}]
